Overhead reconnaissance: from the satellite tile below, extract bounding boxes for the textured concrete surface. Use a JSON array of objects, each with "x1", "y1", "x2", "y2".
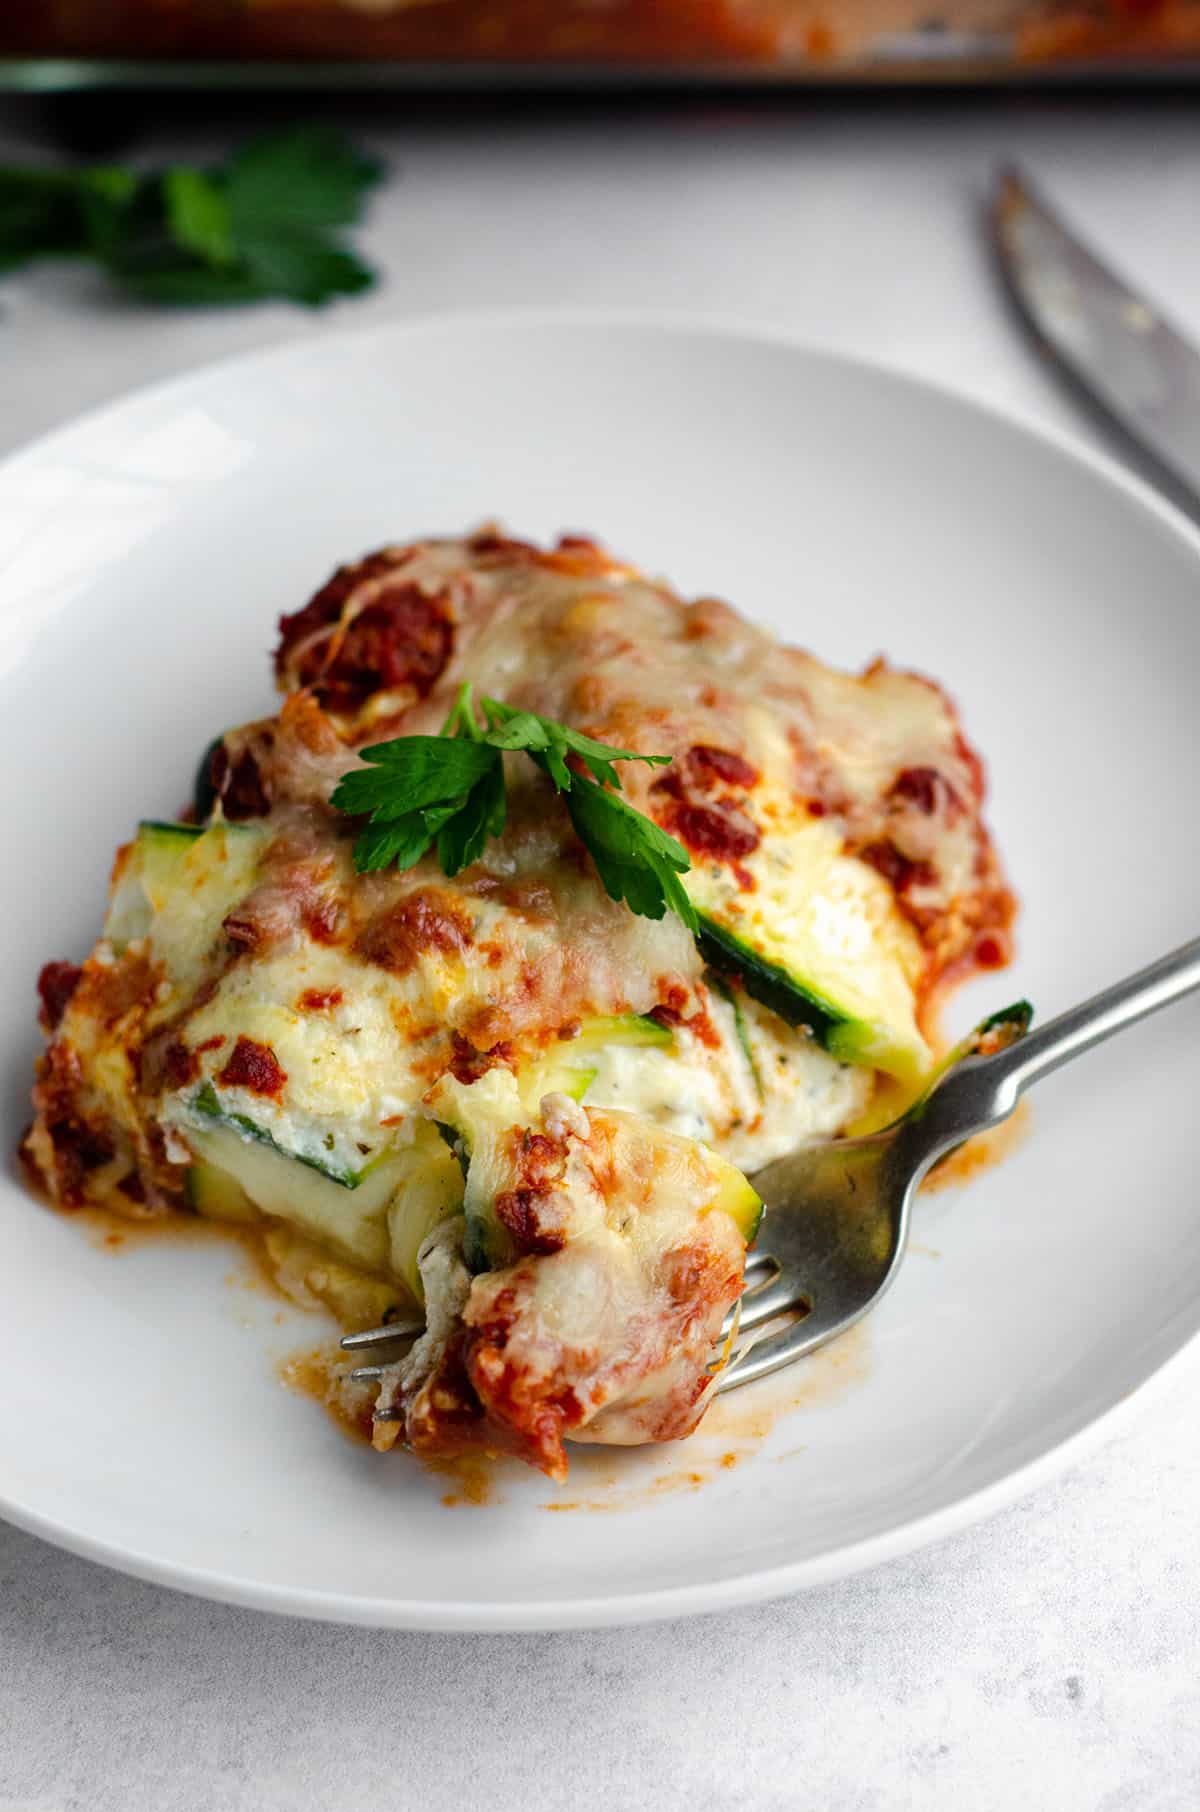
[{"x1": 3, "y1": 90, "x2": 1200, "y2": 1811}]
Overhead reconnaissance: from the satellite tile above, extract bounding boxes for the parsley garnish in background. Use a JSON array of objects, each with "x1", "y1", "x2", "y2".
[
  {"x1": 330, "y1": 685, "x2": 698, "y2": 930},
  {"x1": 0, "y1": 127, "x2": 383, "y2": 307}
]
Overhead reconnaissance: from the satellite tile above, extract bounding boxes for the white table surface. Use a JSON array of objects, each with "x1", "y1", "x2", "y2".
[{"x1": 2, "y1": 88, "x2": 1199, "y2": 1812}]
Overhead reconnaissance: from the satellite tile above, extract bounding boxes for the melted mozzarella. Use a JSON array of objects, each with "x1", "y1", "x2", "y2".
[{"x1": 26, "y1": 527, "x2": 1011, "y2": 1481}]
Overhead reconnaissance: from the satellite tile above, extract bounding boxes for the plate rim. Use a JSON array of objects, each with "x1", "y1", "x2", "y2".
[
  {"x1": 0, "y1": 1330, "x2": 1194, "y2": 1630},
  {"x1": 6, "y1": 299, "x2": 1200, "y2": 551},
  {"x1": 4, "y1": 305, "x2": 1200, "y2": 1631}
]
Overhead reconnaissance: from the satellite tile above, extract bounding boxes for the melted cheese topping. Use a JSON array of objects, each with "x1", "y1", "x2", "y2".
[{"x1": 26, "y1": 526, "x2": 1012, "y2": 1480}]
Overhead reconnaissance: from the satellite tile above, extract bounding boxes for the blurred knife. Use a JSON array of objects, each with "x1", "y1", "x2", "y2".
[{"x1": 991, "y1": 166, "x2": 1200, "y2": 521}]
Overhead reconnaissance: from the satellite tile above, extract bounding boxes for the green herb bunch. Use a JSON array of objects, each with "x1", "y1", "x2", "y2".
[
  {"x1": 330, "y1": 685, "x2": 698, "y2": 929},
  {"x1": 0, "y1": 127, "x2": 383, "y2": 307}
]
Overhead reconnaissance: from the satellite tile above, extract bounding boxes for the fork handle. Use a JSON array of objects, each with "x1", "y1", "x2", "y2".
[
  {"x1": 915, "y1": 935, "x2": 1200, "y2": 1160},
  {"x1": 998, "y1": 934, "x2": 1200, "y2": 1093}
]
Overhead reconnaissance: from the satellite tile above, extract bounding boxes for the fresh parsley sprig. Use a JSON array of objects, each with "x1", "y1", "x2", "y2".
[
  {"x1": 330, "y1": 685, "x2": 698, "y2": 929},
  {"x1": 0, "y1": 127, "x2": 382, "y2": 307}
]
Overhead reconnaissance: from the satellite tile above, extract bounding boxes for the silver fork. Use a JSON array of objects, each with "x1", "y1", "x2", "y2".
[
  {"x1": 342, "y1": 937, "x2": 1200, "y2": 1395},
  {"x1": 717, "y1": 935, "x2": 1200, "y2": 1391}
]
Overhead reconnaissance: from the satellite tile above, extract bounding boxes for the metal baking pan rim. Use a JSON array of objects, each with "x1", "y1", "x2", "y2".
[{"x1": 4, "y1": 53, "x2": 1200, "y2": 92}]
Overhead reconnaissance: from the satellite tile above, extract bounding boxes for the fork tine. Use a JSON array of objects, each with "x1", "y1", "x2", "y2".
[
  {"x1": 340, "y1": 1319, "x2": 423, "y2": 1353},
  {"x1": 733, "y1": 1273, "x2": 811, "y2": 1334},
  {"x1": 717, "y1": 1318, "x2": 822, "y2": 1392},
  {"x1": 715, "y1": 1250, "x2": 781, "y2": 1336},
  {"x1": 717, "y1": 1328, "x2": 792, "y2": 1393},
  {"x1": 719, "y1": 1267, "x2": 807, "y2": 1340},
  {"x1": 349, "y1": 1364, "x2": 388, "y2": 1383},
  {"x1": 742, "y1": 1250, "x2": 777, "y2": 1285}
]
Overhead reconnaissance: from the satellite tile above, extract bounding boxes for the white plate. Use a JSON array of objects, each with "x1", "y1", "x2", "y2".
[{"x1": 3, "y1": 313, "x2": 1199, "y2": 1632}]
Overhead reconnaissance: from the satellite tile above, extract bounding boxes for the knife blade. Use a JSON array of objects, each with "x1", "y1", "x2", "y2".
[{"x1": 991, "y1": 166, "x2": 1200, "y2": 519}]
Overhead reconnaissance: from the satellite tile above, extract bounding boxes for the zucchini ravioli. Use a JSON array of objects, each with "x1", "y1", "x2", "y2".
[{"x1": 24, "y1": 528, "x2": 1013, "y2": 1480}]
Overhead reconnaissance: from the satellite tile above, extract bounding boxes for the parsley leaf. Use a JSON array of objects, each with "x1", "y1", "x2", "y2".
[
  {"x1": 439, "y1": 681, "x2": 485, "y2": 741},
  {"x1": 353, "y1": 801, "x2": 465, "y2": 875},
  {"x1": 565, "y1": 777, "x2": 698, "y2": 930},
  {"x1": 115, "y1": 264, "x2": 272, "y2": 308},
  {"x1": 331, "y1": 687, "x2": 695, "y2": 929},
  {"x1": 480, "y1": 696, "x2": 671, "y2": 792},
  {"x1": 330, "y1": 737, "x2": 496, "y2": 820},
  {"x1": 163, "y1": 166, "x2": 235, "y2": 267},
  {"x1": 0, "y1": 127, "x2": 382, "y2": 308},
  {"x1": 225, "y1": 128, "x2": 383, "y2": 234},
  {"x1": 436, "y1": 759, "x2": 508, "y2": 877},
  {"x1": 229, "y1": 230, "x2": 373, "y2": 308},
  {"x1": 331, "y1": 729, "x2": 504, "y2": 877}
]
